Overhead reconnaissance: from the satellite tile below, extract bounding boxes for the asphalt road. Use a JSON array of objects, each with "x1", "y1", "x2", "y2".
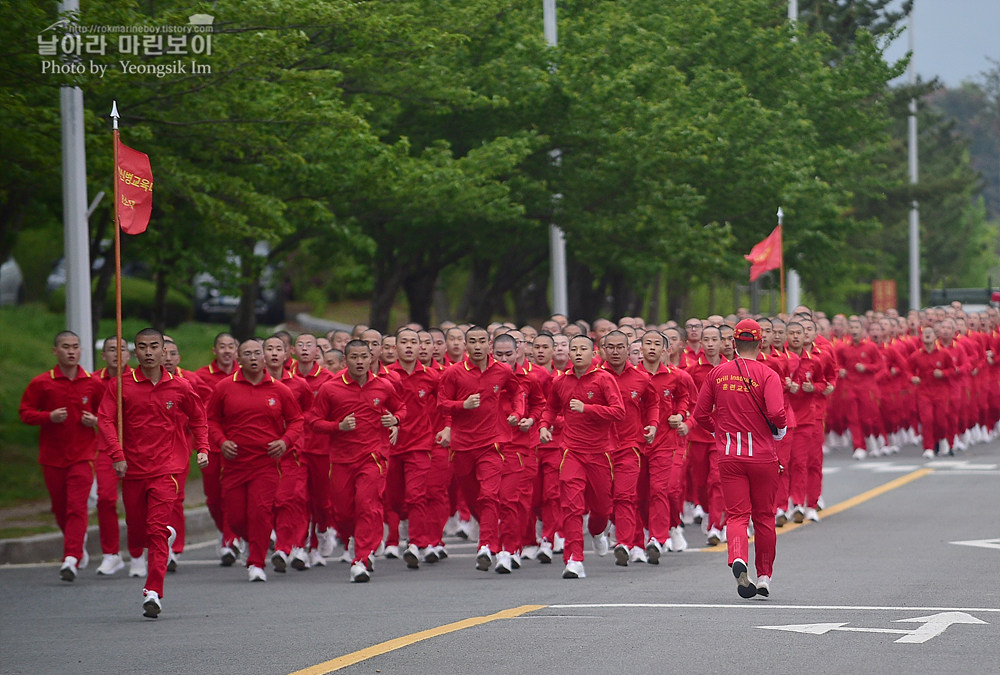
[{"x1": 2, "y1": 440, "x2": 999, "y2": 675}]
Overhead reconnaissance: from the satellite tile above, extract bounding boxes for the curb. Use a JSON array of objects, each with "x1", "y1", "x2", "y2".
[{"x1": 0, "y1": 506, "x2": 218, "y2": 565}]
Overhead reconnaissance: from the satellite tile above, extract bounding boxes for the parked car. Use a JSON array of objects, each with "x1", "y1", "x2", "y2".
[
  {"x1": 0, "y1": 256, "x2": 25, "y2": 305},
  {"x1": 193, "y1": 241, "x2": 285, "y2": 324},
  {"x1": 45, "y1": 240, "x2": 148, "y2": 295}
]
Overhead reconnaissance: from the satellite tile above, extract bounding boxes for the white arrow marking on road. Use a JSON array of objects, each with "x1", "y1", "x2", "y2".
[
  {"x1": 951, "y1": 538, "x2": 1000, "y2": 551},
  {"x1": 926, "y1": 460, "x2": 998, "y2": 470},
  {"x1": 757, "y1": 612, "x2": 987, "y2": 644},
  {"x1": 893, "y1": 612, "x2": 989, "y2": 643}
]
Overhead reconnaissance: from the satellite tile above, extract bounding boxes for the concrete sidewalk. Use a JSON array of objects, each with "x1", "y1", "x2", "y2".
[{"x1": 0, "y1": 476, "x2": 219, "y2": 565}]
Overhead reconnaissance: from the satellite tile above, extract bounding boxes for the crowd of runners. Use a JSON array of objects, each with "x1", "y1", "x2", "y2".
[{"x1": 19, "y1": 300, "x2": 999, "y2": 617}]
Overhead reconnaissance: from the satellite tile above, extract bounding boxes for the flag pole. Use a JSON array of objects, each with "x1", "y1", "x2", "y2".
[
  {"x1": 111, "y1": 101, "x2": 123, "y2": 447},
  {"x1": 777, "y1": 207, "x2": 786, "y2": 316}
]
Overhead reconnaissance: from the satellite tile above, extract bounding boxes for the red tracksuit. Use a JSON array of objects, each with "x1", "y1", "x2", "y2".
[
  {"x1": 907, "y1": 346, "x2": 956, "y2": 452},
  {"x1": 168, "y1": 366, "x2": 202, "y2": 554},
  {"x1": 535, "y1": 368, "x2": 564, "y2": 547},
  {"x1": 98, "y1": 367, "x2": 208, "y2": 597},
  {"x1": 541, "y1": 364, "x2": 625, "y2": 564},
  {"x1": 759, "y1": 349, "x2": 796, "y2": 511},
  {"x1": 640, "y1": 363, "x2": 694, "y2": 542},
  {"x1": 685, "y1": 355, "x2": 728, "y2": 532},
  {"x1": 20, "y1": 365, "x2": 100, "y2": 562},
  {"x1": 285, "y1": 362, "x2": 334, "y2": 551},
  {"x1": 510, "y1": 361, "x2": 550, "y2": 551},
  {"x1": 603, "y1": 362, "x2": 658, "y2": 550},
  {"x1": 786, "y1": 350, "x2": 827, "y2": 510},
  {"x1": 206, "y1": 371, "x2": 303, "y2": 569},
  {"x1": 91, "y1": 367, "x2": 130, "y2": 556},
  {"x1": 437, "y1": 356, "x2": 519, "y2": 554},
  {"x1": 193, "y1": 360, "x2": 237, "y2": 545},
  {"x1": 693, "y1": 357, "x2": 786, "y2": 578},
  {"x1": 386, "y1": 361, "x2": 442, "y2": 549},
  {"x1": 835, "y1": 339, "x2": 885, "y2": 449},
  {"x1": 307, "y1": 370, "x2": 405, "y2": 565}
]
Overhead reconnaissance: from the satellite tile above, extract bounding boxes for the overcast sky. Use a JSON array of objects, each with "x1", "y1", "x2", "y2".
[{"x1": 881, "y1": 0, "x2": 999, "y2": 88}]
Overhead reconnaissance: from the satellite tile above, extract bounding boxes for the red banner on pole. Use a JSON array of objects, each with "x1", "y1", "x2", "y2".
[
  {"x1": 116, "y1": 139, "x2": 153, "y2": 234},
  {"x1": 872, "y1": 279, "x2": 898, "y2": 312},
  {"x1": 745, "y1": 225, "x2": 782, "y2": 282}
]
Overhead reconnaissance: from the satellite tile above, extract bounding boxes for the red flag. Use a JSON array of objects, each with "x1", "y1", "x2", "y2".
[
  {"x1": 744, "y1": 225, "x2": 782, "y2": 282},
  {"x1": 116, "y1": 139, "x2": 153, "y2": 234}
]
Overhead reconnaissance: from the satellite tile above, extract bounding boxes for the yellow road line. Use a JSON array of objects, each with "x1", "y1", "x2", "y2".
[
  {"x1": 699, "y1": 467, "x2": 934, "y2": 553},
  {"x1": 288, "y1": 604, "x2": 547, "y2": 675}
]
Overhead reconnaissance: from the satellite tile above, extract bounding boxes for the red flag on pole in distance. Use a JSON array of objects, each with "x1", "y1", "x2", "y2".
[
  {"x1": 744, "y1": 225, "x2": 782, "y2": 282},
  {"x1": 116, "y1": 139, "x2": 153, "y2": 234}
]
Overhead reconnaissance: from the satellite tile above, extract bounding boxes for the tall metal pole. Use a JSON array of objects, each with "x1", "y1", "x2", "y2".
[
  {"x1": 787, "y1": 0, "x2": 797, "y2": 22},
  {"x1": 907, "y1": 10, "x2": 921, "y2": 310},
  {"x1": 544, "y1": 0, "x2": 568, "y2": 316},
  {"x1": 58, "y1": 0, "x2": 93, "y2": 370}
]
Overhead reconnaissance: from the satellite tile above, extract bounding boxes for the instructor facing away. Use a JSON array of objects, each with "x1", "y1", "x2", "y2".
[{"x1": 692, "y1": 319, "x2": 787, "y2": 599}]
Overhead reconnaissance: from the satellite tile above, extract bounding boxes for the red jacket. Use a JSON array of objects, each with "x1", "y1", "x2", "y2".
[
  {"x1": 193, "y1": 360, "x2": 237, "y2": 404},
  {"x1": 388, "y1": 361, "x2": 441, "y2": 454},
  {"x1": 507, "y1": 361, "x2": 547, "y2": 452},
  {"x1": 907, "y1": 346, "x2": 955, "y2": 396},
  {"x1": 437, "y1": 355, "x2": 519, "y2": 451},
  {"x1": 20, "y1": 366, "x2": 100, "y2": 467},
  {"x1": 835, "y1": 339, "x2": 884, "y2": 391},
  {"x1": 285, "y1": 361, "x2": 334, "y2": 456},
  {"x1": 307, "y1": 370, "x2": 406, "y2": 463},
  {"x1": 786, "y1": 348, "x2": 828, "y2": 425},
  {"x1": 692, "y1": 357, "x2": 787, "y2": 463},
  {"x1": 99, "y1": 367, "x2": 209, "y2": 479},
  {"x1": 602, "y1": 362, "x2": 658, "y2": 452},
  {"x1": 643, "y1": 363, "x2": 694, "y2": 453},
  {"x1": 541, "y1": 363, "x2": 625, "y2": 452},
  {"x1": 684, "y1": 354, "x2": 728, "y2": 443},
  {"x1": 206, "y1": 370, "x2": 303, "y2": 471}
]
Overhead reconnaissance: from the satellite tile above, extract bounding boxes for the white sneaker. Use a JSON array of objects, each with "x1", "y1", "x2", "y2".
[
  {"x1": 792, "y1": 505, "x2": 805, "y2": 524},
  {"x1": 756, "y1": 574, "x2": 771, "y2": 597},
  {"x1": 475, "y1": 546, "x2": 493, "y2": 571},
  {"x1": 142, "y1": 589, "x2": 162, "y2": 618},
  {"x1": 922, "y1": 449, "x2": 935, "y2": 459},
  {"x1": 166, "y1": 525, "x2": 177, "y2": 552},
  {"x1": 706, "y1": 528, "x2": 722, "y2": 546},
  {"x1": 271, "y1": 550, "x2": 289, "y2": 573},
  {"x1": 562, "y1": 558, "x2": 586, "y2": 579},
  {"x1": 852, "y1": 448, "x2": 867, "y2": 460},
  {"x1": 434, "y1": 544, "x2": 448, "y2": 560},
  {"x1": 804, "y1": 508, "x2": 819, "y2": 522},
  {"x1": 349, "y1": 561, "x2": 371, "y2": 583},
  {"x1": 248, "y1": 565, "x2": 267, "y2": 582},
  {"x1": 817, "y1": 495, "x2": 825, "y2": 510},
  {"x1": 96, "y1": 553, "x2": 125, "y2": 576},
  {"x1": 455, "y1": 519, "x2": 473, "y2": 540},
  {"x1": 403, "y1": 543, "x2": 421, "y2": 569},
  {"x1": 628, "y1": 546, "x2": 648, "y2": 563},
  {"x1": 645, "y1": 538, "x2": 662, "y2": 565},
  {"x1": 552, "y1": 533, "x2": 565, "y2": 554},
  {"x1": 775, "y1": 509, "x2": 788, "y2": 527},
  {"x1": 80, "y1": 533, "x2": 90, "y2": 569},
  {"x1": 421, "y1": 545, "x2": 439, "y2": 564},
  {"x1": 537, "y1": 540, "x2": 554, "y2": 564},
  {"x1": 220, "y1": 542, "x2": 239, "y2": 567},
  {"x1": 522, "y1": 545, "x2": 540, "y2": 561},
  {"x1": 167, "y1": 550, "x2": 179, "y2": 573},
  {"x1": 681, "y1": 502, "x2": 695, "y2": 525},
  {"x1": 59, "y1": 556, "x2": 78, "y2": 582},
  {"x1": 308, "y1": 548, "x2": 326, "y2": 567},
  {"x1": 494, "y1": 550, "x2": 513, "y2": 574},
  {"x1": 129, "y1": 552, "x2": 147, "y2": 578},
  {"x1": 884, "y1": 445, "x2": 900, "y2": 456},
  {"x1": 318, "y1": 529, "x2": 337, "y2": 557},
  {"x1": 693, "y1": 505, "x2": 706, "y2": 524},
  {"x1": 613, "y1": 543, "x2": 629, "y2": 566},
  {"x1": 383, "y1": 545, "x2": 400, "y2": 559},
  {"x1": 670, "y1": 526, "x2": 688, "y2": 552},
  {"x1": 511, "y1": 552, "x2": 522, "y2": 569},
  {"x1": 592, "y1": 533, "x2": 610, "y2": 557},
  {"x1": 290, "y1": 547, "x2": 309, "y2": 571},
  {"x1": 940, "y1": 438, "x2": 951, "y2": 455},
  {"x1": 732, "y1": 558, "x2": 756, "y2": 599}
]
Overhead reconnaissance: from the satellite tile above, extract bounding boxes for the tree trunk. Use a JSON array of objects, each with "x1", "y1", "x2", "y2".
[
  {"x1": 230, "y1": 240, "x2": 260, "y2": 340},
  {"x1": 152, "y1": 269, "x2": 168, "y2": 331},
  {"x1": 369, "y1": 238, "x2": 404, "y2": 332},
  {"x1": 402, "y1": 267, "x2": 438, "y2": 329}
]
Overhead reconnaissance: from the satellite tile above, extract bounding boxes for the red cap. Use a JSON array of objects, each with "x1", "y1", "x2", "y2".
[{"x1": 733, "y1": 319, "x2": 763, "y2": 342}]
